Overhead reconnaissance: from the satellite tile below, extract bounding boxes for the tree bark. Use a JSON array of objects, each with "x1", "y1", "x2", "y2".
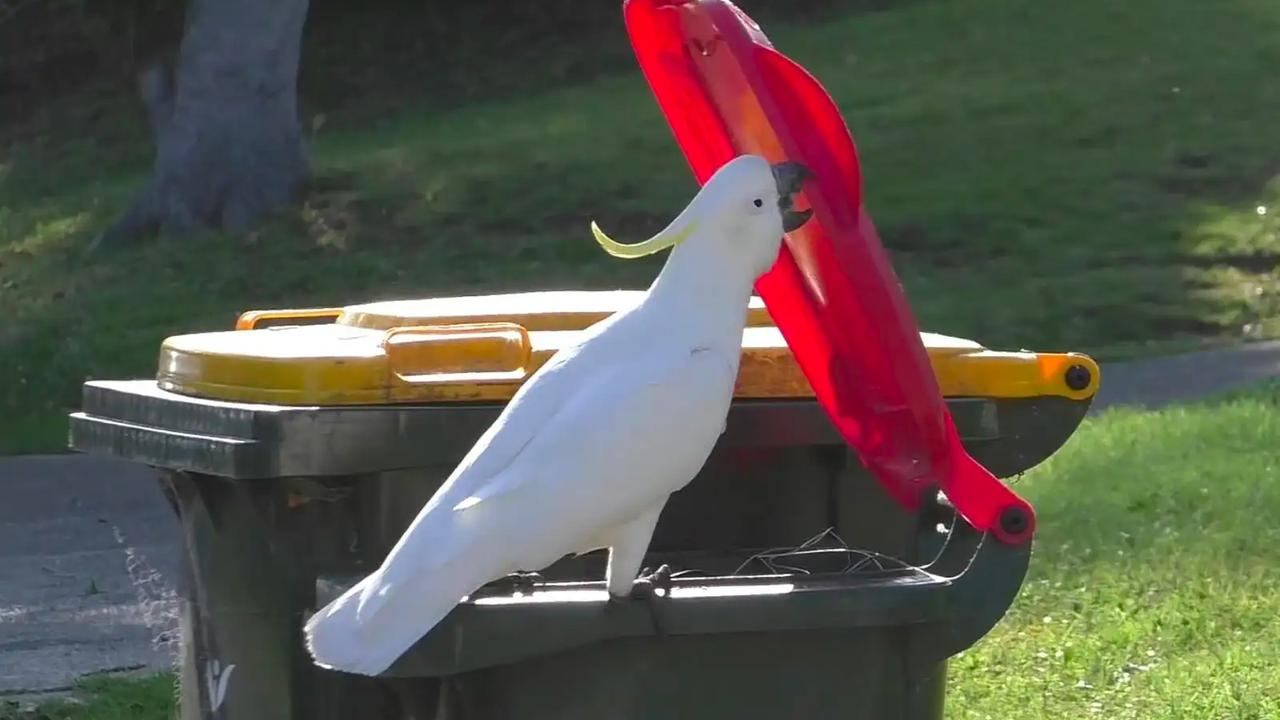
[{"x1": 94, "y1": 0, "x2": 310, "y2": 250}]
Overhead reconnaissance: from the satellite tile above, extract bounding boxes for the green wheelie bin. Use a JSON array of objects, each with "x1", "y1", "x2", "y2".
[{"x1": 69, "y1": 290, "x2": 1099, "y2": 719}]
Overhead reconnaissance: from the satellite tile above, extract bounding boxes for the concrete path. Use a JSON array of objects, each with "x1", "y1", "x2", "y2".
[
  {"x1": 0, "y1": 456, "x2": 179, "y2": 698},
  {"x1": 1089, "y1": 340, "x2": 1280, "y2": 412},
  {"x1": 0, "y1": 340, "x2": 1278, "y2": 698}
]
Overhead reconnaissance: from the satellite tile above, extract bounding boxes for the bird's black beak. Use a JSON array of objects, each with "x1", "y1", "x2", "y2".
[{"x1": 771, "y1": 161, "x2": 814, "y2": 233}]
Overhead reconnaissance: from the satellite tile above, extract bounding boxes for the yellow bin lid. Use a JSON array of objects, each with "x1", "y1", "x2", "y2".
[{"x1": 157, "y1": 291, "x2": 1099, "y2": 406}]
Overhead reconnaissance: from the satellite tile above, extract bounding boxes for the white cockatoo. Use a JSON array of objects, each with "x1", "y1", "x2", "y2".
[{"x1": 304, "y1": 153, "x2": 813, "y2": 676}]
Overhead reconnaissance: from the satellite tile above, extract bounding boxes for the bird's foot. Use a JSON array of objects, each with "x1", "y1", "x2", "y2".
[
  {"x1": 484, "y1": 571, "x2": 545, "y2": 597},
  {"x1": 631, "y1": 564, "x2": 674, "y2": 600},
  {"x1": 605, "y1": 565, "x2": 674, "y2": 636}
]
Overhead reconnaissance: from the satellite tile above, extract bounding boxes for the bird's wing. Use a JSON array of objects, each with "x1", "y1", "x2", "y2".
[
  {"x1": 304, "y1": 322, "x2": 747, "y2": 676},
  {"x1": 415, "y1": 329, "x2": 604, "y2": 514},
  {"x1": 368, "y1": 316, "x2": 624, "y2": 572},
  {"x1": 456, "y1": 344, "x2": 737, "y2": 517},
  {"x1": 368, "y1": 343, "x2": 737, "y2": 593},
  {"x1": 307, "y1": 343, "x2": 735, "y2": 675}
]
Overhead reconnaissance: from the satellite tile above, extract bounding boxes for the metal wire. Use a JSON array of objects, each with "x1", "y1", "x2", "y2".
[{"x1": 731, "y1": 527, "x2": 912, "y2": 577}]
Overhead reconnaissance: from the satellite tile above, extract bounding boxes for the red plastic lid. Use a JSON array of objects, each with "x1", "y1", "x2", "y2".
[{"x1": 624, "y1": 0, "x2": 1035, "y2": 544}]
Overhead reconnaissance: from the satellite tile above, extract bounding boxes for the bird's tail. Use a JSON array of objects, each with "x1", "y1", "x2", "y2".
[{"x1": 304, "y1": 561, "x2": 481, "y2": 677}]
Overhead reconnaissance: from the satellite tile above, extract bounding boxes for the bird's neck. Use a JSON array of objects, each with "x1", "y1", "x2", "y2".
[{"x1": 641, "y1": 239, "x2": 757, "y2": 351}]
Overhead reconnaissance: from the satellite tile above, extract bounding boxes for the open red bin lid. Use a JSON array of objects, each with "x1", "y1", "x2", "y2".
[{"x1": 623, "y1": 0, "x2": 1035, "y2": 543}]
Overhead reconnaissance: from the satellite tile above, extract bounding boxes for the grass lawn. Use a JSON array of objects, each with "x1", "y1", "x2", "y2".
[
  {"x1": 5, "y1": 382, "x2": 1277, "y2": 719},
  {"x1": 0, "y1": 675, "x2": 174, "y2": 720},
  {"x1": 3, "y1": 0, "x2": 1280, "y2": 453},
  {"x1": 949, "y1": 381, "x2": 1280, "y2": 718}
]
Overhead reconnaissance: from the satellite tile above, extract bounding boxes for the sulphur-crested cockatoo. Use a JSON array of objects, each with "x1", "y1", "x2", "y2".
[{"x1": 304, "y1": 153, "x2": 812, "y2": 676}]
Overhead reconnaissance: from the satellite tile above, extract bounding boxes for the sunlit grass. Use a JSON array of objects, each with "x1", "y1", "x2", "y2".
[
  {"x1": 0, "y1": 675, "x2": 176, "y2": 720},
  {"x1": 950, "y1": 382, "x2": 1280, "y2": 718}
]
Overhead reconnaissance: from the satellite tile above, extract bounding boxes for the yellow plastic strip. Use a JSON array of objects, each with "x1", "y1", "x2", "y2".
[
  {"x1": 338, "y1": 294, "x2": 776, "y2": 332},
  {"x1": 931, "y1": 351, "x2": 1100, "y2": 401},
  {"x1": 235, "y1": 308, "x2": 344, "y2": 331}
]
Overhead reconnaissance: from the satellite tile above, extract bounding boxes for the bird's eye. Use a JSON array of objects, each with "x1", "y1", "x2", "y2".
[{"x1": 753, "y1": 198, "x2": 763, "y2": 208}]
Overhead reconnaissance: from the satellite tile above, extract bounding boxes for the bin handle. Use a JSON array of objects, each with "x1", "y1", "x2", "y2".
[
  {"x1": 235, "y1": 308, "x2": 344, "y2": 330},
  {"x1": 384, "y1": 322, "x2": 533, "y2": 387}
]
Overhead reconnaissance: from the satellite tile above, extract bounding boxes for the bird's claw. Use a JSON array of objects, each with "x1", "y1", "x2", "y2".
[
  {"x1": 485, "y1": 571, "x2": 544, "y2": 596},
  {"x1": 607, "y1": 564, "x2": 672, "y2": 637},
  {"x1": 631, "y1": 564, "x2": 674, "y2": 600}
]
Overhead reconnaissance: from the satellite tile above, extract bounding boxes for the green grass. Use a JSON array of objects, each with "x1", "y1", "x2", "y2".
[
  {"x1": 3, "y1": 0, "x2": 1280, "y2": 454},
  {"x1": 0, "y1": 675, "x2": 175, "y2": 720},
  {"x1": 950, "y1": 381, "x2": 1280, "y2": 718},
  {"x1": 8, "y1": 383, "x2": 1278, "y2": 719}
]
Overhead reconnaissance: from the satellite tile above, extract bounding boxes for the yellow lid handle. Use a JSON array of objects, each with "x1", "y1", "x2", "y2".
[
  {"x1": 384, "y1": 323, "x2": 532, "y2": 387},
  {"x1": 235, "y1": 308, "x2": 344, "y2": 330}
]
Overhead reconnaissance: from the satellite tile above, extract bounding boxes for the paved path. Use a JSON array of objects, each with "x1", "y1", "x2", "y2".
[
  {"x1": 1, "y1": 340, "x2": 1278, "y2": 697},
  {"x1": 0, "y1": 456, "x2": 179, "y2": 697},
  {"x1": 1090, "y1": 340, "x2": 1280, "y2": 412}
]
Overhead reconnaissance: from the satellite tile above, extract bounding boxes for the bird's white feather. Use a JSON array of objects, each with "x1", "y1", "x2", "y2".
[
  {"x1": 305, "y1": 326, "x2": 736, "y2": 674},
  {"x1": 304, "y1": 154, "x2": 792, "y2": 676}
]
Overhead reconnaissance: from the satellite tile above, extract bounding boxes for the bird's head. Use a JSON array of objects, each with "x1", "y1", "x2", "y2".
[{"x1": 591, "y1": 154, "x2": 813, "y2": 278}]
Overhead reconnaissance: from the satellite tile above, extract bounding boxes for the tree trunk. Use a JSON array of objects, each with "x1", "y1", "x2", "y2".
[{"x1": 94, "y1": 0, "x2": 310, "y2": 249}]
